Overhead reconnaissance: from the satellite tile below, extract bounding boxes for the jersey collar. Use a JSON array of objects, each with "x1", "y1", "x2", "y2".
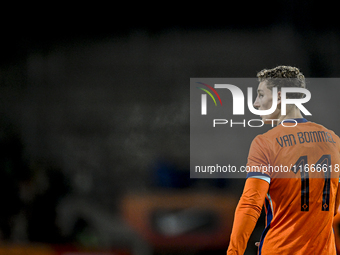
[{"x1": 279, "y1": 118, "x2": 308, "y2": 124}]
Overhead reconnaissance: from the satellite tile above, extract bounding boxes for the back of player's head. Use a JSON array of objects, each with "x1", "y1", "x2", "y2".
[{"x1": 257, "y1": 65, "x2": 306, "y2": 99}]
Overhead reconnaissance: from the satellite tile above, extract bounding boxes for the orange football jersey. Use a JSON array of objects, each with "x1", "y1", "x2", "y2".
[{"x1": 228, "y1": 118, "x2": 340, "y2": 255}]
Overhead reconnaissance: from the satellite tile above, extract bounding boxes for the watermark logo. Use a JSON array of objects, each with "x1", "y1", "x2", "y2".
[
  {"x1": 190, "y1": 78, "x2": 338, "y2": 179},
  {"x1": 196, "y1": 82, "x2": 222, "y2": 115},
  {"x1": 198, "y1": 83, "x2": 311, "y2": 116},
  {"x1": 194, "y1": 80, "x2": 312, "y2": 128}
]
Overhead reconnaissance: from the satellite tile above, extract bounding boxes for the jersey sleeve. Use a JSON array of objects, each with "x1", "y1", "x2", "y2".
[
  {"x1": 334, "y1": 132, "x2": 340, "y2": 184},
  {"x1": 227, "y1": 178, "x2": 269, "y2": 255},
  {"x1": 246, "y1": 135, "x2": 271, "y2": 184}
]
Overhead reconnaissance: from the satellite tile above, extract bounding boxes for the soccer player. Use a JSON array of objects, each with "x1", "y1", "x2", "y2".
[{"x1": 226, "y1": 66, "x2": 340, "y2": 255}]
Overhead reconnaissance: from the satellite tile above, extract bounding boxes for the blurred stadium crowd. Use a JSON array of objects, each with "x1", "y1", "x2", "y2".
[{"x1": 1, "y1": 2, "x2": 340, "y2": 254}]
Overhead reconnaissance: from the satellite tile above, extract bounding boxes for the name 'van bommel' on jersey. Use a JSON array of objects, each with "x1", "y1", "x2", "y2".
[{"x1": 276, "y1": 130, "x2": 336, "y2": 148}]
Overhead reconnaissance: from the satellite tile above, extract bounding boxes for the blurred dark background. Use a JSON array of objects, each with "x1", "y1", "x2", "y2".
[{"x1": 1, "y1": 2, "x2": 340, "y2": 255}]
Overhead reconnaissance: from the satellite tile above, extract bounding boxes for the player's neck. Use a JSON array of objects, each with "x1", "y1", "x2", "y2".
[{"x1": 277, "y1": 107, "x2": 303, "y2": 125}]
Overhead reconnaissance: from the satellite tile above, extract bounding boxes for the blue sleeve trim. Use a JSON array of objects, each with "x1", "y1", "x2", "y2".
[{"x1": 246, "y1": 172, "x2": 271, "y2": 184}]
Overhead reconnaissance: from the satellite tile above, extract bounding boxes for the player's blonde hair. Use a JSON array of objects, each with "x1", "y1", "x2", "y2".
[{"x1": 257, "y1": 65, "x2": 306, "y2": 99}]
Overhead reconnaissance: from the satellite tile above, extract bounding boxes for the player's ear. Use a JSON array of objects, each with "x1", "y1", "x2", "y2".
[{"x1": 277, "y1": 91, "x2": 281, "y2": 105}]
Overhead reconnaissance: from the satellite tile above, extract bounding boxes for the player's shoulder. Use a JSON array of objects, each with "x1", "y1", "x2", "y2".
[
  {"x1": 307, "y1": 120, "x2": 340, "y2": 138},
  {"x1": 250, "y1": 130, "x2": 275, "y2": 148},
  {"x1": 255, "y1": 124, "x2": 284, "y2": 141},
  {"x1": 306, "y1": 120, "x2": 331, "y2": 130}
]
